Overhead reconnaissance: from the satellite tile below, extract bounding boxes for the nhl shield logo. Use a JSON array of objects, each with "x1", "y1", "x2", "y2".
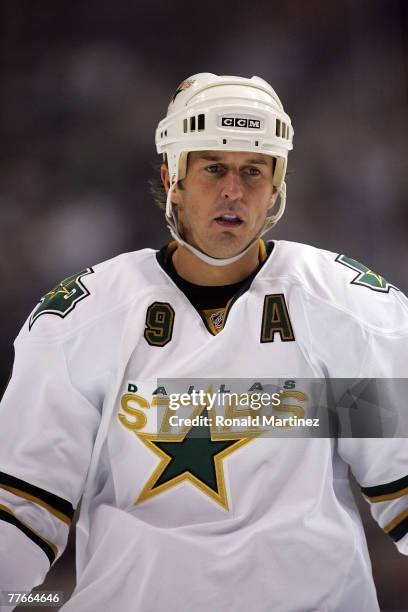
[{"x1": 209, "y1": 310, "x2": 225, "y2": 330}]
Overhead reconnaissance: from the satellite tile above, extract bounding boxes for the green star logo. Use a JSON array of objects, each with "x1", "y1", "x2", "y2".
[
  {"x1": 136, "y1": 419, "x2": 259, "y2": 509},
  {"x1": 335, "y1": 255, "x2": 398, "y2": 293},
  {"x1": 29, "y1": 268, "x2": 94, "y2": 329}
]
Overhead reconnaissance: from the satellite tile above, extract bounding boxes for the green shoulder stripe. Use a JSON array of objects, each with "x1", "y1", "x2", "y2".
[{"x1": 29, "y1": 268, "x2": 94, "y2": 330}]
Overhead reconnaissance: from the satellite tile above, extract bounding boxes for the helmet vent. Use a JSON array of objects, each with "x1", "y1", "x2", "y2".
[
  {"x1": 276, "y1": 119, "x2": 290, "y2": 140},
  {"x1": 182, "y1": 114, "x2": 206, "y2": 133}
]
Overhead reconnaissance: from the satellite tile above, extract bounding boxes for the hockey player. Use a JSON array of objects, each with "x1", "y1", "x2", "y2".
[{"x1": 0, "y1": 73, "x2": 407, "y2": 611}]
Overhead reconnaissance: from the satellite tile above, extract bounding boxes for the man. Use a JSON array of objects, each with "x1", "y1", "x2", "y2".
[{"x1": 0, "y1": 73, "x2": 407, "y2": 611}]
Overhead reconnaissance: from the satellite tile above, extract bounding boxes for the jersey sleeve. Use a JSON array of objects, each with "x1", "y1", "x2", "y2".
[
  {"x1": 0, "y1": 331, "x2": 101, "y2": 592},
  {"x1": 338, "y1": 325, "x2": 408, "y2": 555}
]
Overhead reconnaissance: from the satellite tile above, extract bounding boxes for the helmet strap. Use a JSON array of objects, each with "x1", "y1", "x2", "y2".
[{"x1": 164, "y1": 181, "x2": 286, "y2": 267}]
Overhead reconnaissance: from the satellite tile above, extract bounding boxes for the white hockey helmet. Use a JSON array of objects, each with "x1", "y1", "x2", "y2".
[{"x1": 155, "y1": 73, "x2": 294, "y2": 266}]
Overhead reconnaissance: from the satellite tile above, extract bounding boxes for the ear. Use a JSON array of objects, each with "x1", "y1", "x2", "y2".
[
  {"x1": 160, "y1": 164, "x2": 182, "y2": 205},
  {"x1": 160, "y1": 164, "x2": 170, "y2": 191},
  {"x1": 267, "y1": 187, "x2": 279, "y2": 211}
]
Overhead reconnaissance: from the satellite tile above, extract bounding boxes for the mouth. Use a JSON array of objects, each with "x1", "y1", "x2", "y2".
[{"x1": 213, "y1": 213, "x2": 244, "y2": 228}]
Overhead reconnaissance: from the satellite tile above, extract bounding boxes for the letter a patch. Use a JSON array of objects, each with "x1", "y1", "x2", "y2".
[{"x1": 260, "y1": 294, "x2": 295, "y2": 343}]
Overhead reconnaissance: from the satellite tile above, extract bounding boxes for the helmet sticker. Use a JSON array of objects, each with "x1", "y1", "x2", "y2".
[
  {"x1": 220, "y1": 117, "x2": 262, "y2": 129},
  {"x1": 171, "y1": 78, "x2": 195, "y2": 102}
]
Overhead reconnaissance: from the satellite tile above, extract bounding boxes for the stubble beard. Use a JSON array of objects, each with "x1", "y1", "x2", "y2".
[
  {"x1": 179, "y1": 216, "x2": 265, "y2": 260},
  {"x1": 175, "y1": 193, "x2": 268, "y2": 259}
]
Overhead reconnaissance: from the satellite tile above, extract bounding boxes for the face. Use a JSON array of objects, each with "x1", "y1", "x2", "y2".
[{"x1": 162, "y1": 151, "x2": 278, "y2": 259}]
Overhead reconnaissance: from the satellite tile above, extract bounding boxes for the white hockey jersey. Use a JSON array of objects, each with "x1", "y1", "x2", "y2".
[{"x1": 0, "y1": 240, "x2": 407, "y2": 612}]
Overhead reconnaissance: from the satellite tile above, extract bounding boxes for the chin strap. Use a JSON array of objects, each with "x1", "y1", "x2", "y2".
[{"x1": 165, "y1": 181, "x2": 286, "y2": 267}]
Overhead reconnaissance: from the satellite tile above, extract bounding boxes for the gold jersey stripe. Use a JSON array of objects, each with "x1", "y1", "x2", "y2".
[
  {"x1": 0, "y1": 502, "x2": 59, "y2": 558},
  {"x1": 384, "y1": 506, "x2": 408, "y2": 534},
  {"x1": 258, "y1": 239, "x2": 268, "y2": 263},
  {"x1": 0, "y1": 484, "x2": 72, "y2": 525},
  {"x1": 364, "y1": 485, "x2": 408, "y2": 503}
]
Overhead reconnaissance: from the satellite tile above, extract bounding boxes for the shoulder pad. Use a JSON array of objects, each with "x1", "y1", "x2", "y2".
[
  {"x1": 19, "y1": 249, "x2": 157, "y2": 341},
  {"x1": 271, "y1": 241, "x2": 408, "y2": 333}
]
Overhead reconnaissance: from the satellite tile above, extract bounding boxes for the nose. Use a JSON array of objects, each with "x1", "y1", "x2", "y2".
[{"x1": 220, "y1": 170, "x2": 244, "y2": 201}]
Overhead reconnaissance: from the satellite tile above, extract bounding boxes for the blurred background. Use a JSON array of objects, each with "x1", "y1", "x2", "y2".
[{"x1": 0, "y1": 0, "x2": 407, "y2": 610}]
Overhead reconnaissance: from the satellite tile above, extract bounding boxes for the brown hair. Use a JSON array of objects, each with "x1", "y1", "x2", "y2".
[{"x1": 149, "y1": 171, "x2": 167, "y2": 211}]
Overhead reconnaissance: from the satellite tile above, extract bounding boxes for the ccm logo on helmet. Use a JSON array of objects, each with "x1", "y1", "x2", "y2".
[{"x1": 221, "y1": 117, "x2": 261, "y2": 129}]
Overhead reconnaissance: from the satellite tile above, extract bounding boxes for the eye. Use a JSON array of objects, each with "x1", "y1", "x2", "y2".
[
  {"x1": 244, "y1": 167, "x2": 261, "y2": 176},
  {"x1": 205, "y1": 164, "x2": 224, "y2": 174}
]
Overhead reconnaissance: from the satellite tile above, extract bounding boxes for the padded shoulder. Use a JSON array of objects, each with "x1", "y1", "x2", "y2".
[
  {"x1": 267, "y1": 241, "x2": 408, "y2": 333},
  {"x1": 18, "y1": 249, "x2": 164, "y2": 342}
]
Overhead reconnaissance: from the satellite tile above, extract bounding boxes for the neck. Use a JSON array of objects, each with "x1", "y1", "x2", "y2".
[{"x1": 172, "y1": 242, "x2": 261, "y2": 286}]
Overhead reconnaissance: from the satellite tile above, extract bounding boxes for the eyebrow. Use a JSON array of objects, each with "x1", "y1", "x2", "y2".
[{"x1": 198, "y1": 153, "x2": 268, "y2": 165}]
